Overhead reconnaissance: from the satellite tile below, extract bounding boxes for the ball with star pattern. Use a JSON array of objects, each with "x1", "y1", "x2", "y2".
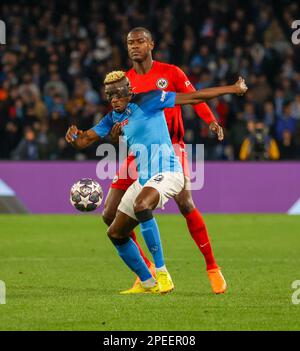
[{"x1": 70, "y1": 178, "x2": 103, "y2": 212}]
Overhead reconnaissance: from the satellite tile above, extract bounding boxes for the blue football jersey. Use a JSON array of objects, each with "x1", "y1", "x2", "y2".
[{"x1": 92, "y1": 90, "x2": 183, "y2": 185}]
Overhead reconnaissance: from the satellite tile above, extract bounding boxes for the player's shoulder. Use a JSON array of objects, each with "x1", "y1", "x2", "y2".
[
  {"x1": 126, "y1": 62, "x2": 180, "y2": 78},
  {"x1": 131, "y1": 90, "x2": 161, "y2": 106},
  {"x1": 103, "y1": 110, "x2": 113, "y2": 119},
  {"x1": 97, "y1": 111, "x2": 113, "y2": 124},
  {"x1": 154, "y1": 61, "x2": 181, "y2": 74},
  {"x1": 126, "y1": 67, "x2": 135, "y2": 78}
]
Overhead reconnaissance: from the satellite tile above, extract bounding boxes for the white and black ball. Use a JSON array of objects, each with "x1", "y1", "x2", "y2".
[{"x1": 70, "y1": 178, "x2": 103, "y2": 212}]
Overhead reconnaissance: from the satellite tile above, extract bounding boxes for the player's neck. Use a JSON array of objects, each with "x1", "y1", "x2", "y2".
[{"x1": 132, "y1": 57, "x2": 153, "y2": 75}]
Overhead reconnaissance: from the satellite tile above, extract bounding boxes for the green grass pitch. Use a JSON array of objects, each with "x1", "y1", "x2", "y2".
[{"x1": 0, "y1": 214, "x2": 299, "y2": 331}]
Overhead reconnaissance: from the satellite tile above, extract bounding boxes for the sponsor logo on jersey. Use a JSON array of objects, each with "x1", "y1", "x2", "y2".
[
  {"x1": 156, "y1": 78, "x2": 168, "y2": 89},
  {"x1": 125, "y1": 108, "x2": 131, "y2": 115},
  {"x1": 153, "y1": 174, "x2": 164, "y2": 183},
  {"x1": 160, "y1": 91, "x2": 167, "y2": 102},
  {"x1": 112, "y1": 175, "x2": 119, "y2": 183},
  {"x1": 120, "y1": 118, "x2": 129, "y2": 127}
]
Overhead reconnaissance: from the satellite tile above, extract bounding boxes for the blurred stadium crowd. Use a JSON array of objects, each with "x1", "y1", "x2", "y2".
[{"x1": 0, "y1": 0, "x2": 300, "y2": 161}]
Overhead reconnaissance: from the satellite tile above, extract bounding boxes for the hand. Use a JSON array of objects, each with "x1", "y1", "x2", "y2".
[
  {"x1": 109, "y1": 122, "x2": 122, "y2": 143},
  {"x1": 65, "y1": 125, "x2": 83, "y2": 143},
  {"x1": 234, "y1": 76, "x2": 248, "y2": 96},
  {"x1": 209, "y1": 121, "x2": 224, "y2": 141}
]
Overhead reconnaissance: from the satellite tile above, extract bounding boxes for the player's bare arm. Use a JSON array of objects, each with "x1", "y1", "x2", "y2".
[
  {"x1": 65, "y1": 125, "x2": 100, "y2": 149},
  {"x1": 109, "y1": 123, "x2": 122, "y2": 143},
  {"x1": 175, "y1": 77, "x2": 248, "y2": 105},
  {"x1": 209, "y1": 121, "x2": 224, "y2": 141}
]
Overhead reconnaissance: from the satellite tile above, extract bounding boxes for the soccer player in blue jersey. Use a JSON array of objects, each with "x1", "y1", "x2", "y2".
[{"x1": 65, "y1": 71, "x2": 247, "y2": 294}]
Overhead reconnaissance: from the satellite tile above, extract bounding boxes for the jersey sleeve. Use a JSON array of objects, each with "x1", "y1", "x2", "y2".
[
  {"x1": 141, "y1": 90, "x2": 176, "y2": 112},
  {"x1": 172, "y1": 65, "x2": 217, "y2": 125},
  {"x1": 172, "y1": 65, "x2": 195, "y2": 93},
  {"x1": 92, "y1": 113, "x2": 114, "y2": 138}
]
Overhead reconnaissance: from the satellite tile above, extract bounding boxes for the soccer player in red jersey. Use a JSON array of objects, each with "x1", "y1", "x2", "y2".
[{"x1": 102, "y1": 27, "x2": 227, "y2": 294}]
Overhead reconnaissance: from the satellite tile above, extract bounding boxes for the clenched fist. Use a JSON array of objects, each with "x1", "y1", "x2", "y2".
[
  {"x1": 65, "y1": 125, "x2": 83, "y2": 143},
  {"x1": 234, "y1": 76, "x2": 248, "y2": 96},
  {"x1": 209, "y1": 121, "x2": 224, "y2": 141}
]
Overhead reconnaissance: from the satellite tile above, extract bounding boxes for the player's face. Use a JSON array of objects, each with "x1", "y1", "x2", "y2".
[
  {"x1": 105, "y1": 81, "x2": 132, "y2": 113},
  {"x1": 127, "y1": 31, "x2": 154, "y2": 62}
]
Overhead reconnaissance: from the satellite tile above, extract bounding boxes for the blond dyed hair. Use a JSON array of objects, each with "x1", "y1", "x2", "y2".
[{"x1": 104, "y1": 71, "x2": 127, "y2": 84}]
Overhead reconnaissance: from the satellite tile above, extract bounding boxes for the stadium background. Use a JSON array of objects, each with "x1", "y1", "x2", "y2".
[
  {"x1": 0, "y1": 0, "x2": 300, "y2": 333},
  {"x1": 0, "y1": 0, "x2": 300, "y2": 215},
  {"x1": 0, "y1": 0, "x2": 300, "y2": 162}
]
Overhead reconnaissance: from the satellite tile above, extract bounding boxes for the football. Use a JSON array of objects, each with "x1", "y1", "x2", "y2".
[{"x1": 70, "y1": 178, "x2": 103, "y2": 212}]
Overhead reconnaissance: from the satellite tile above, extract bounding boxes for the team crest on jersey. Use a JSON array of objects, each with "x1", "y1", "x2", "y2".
[
  {"x1": 153, "y1": 174, "x2": 164, "y2": 183},
  {"x1": 112, "y1": 175, "x2": 119, "y2": 183},
  {"x1": 156, "y1": 78, "x2": 168, "y2": 89}
]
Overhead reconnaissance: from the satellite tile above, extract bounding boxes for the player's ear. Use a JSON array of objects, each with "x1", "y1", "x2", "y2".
[{"x1": 149, "y1": 40, "x2": 154, "y2": 51}]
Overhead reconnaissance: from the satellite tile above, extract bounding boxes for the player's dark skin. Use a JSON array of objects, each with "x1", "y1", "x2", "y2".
[
  {"x1": 102, "y1": 29, "x2": 226, "y2": 230},
  {"x1": 65, "y1": 77, "x2": 247, "y2": 240},
  {"x1": 65, "y1": 80, "x2": 162, "y2": 238}
]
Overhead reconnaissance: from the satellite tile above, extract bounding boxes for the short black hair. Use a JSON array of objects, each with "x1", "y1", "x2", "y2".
[{"x1": 128, "y1": 27, "x2": 153, "y2": 40}]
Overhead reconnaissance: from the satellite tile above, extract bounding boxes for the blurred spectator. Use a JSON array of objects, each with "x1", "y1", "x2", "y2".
[
  {"x1": 18, "y1": 73, "x2": 41, "y2": 100},
  {"x1": 56, "y1": 137, "x2": 76, "y2": 160},
  {"x1": 0, "y1": 0, "x2": 299, "y2": 160},
  {"x1": 276, "y1": 102, "x2": 297, "y2": 159},
  {"x1": 44, "y1": 73, "x2": 69, "y2": 104},
  {"x1": 228, "y1": 112, "x2": 248, "y2": 159},
  {"x1": 276, "y1": 102, "x2": 297, "y2": 141},
  {"x1": 242, "y1": 102, "x2": 258, "y2": 122},
  {"x1": 251, "y1": 75, "x2": 272, "y2": 104},
  {"x1": 0, "y1": 121, "x2": 21, "y2": 158},
  {"x1": 291, "y1": 94, "x2": 300, "y2": 120},
  {"x1": 262, "y1": 101, "x2": 276, "y2": 128},
  {"x1": 239, "y1": 122, "x2": 280, "y2": 160},
  {"x1": 12, "y1": 127, "x2": 39, "y2": 160}
]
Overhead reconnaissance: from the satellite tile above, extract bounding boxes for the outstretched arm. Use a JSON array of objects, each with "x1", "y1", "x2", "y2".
[
  {"x1": 65, "y1": 125, "x2": 100, "y2": 149},
  {"x1": 172, "y1": 65, "x2": 217, "y2": 125},
  {"x1": 175, "y1": 77, "x2": 247, "y2": 105},
  {"x1": 172, "y1": 65, "x2": 222, "y2": 140}
]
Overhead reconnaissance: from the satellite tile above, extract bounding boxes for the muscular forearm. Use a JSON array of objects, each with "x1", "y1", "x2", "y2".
[
  {"x1": 175, "y1": 77, "x2": 247, "y2": 105},
  {"x1": 70, "y1": 137, "x2": 85, "y2": 150},
  {"x1": 66, "y1": 127, "x2": 100, "y2": 149},
  {"x1": 70, "y1": 133, "x2": 91, "y2": 149},
  {"x1": 192, "y1": 85, "x2": 237, "y2": 102},
  {"x1": 175, "y1": 85, "x2": 237, "y2": 105},
  {"x1": 192, "y1": 102, "x2": 217, "y2": 125}
]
